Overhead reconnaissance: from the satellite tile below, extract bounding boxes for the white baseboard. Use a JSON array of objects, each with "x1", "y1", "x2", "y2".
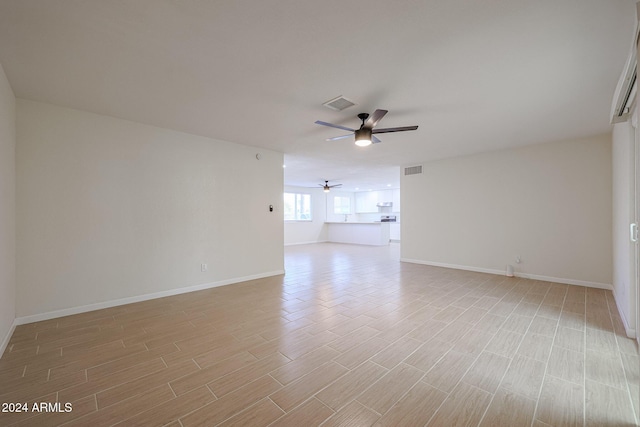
[
  {"x1": 0, "y1": 319, "x2": 18, "y2": 357},
  {"x1": 400, "y1": 258, "x2": 613, "y2": 290},
  {"x1": 514, "y1": 272, "x2": 612, "y2": 291},
  {"x1": 401, "y1": 258, "x2": 506, "y2": 276},
  {"x1": 284, "y1": 240, "x2": 328, "y2": 246},
  {"x1": 612, "y1": 287, "x2": 637, "y2": 339},
  {"x1": 15, "y1": 270, "x2": 285, "y2": 326}
]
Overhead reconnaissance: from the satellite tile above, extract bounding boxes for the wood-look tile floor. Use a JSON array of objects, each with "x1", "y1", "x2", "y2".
[{"x1": 1, "y1": 243, "x2": 638, "y2": 426}]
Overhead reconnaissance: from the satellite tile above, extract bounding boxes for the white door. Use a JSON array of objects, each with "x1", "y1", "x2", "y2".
[{"x1": 635, "y1": 106, "x2": 640, "y2": 345}]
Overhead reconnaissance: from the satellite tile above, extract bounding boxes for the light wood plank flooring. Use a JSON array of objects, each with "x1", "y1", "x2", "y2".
[{"x1": 1, "y1": 243, "x2": 638, "y2": 426}]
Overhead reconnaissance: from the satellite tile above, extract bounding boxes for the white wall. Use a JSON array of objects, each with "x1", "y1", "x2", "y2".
[
  {"x1": 355, "y1": 190, "x2": 400, "y2": 227},
  {"x1": 612, "y1": 120, "x2": 636, "y2": 336},
  {"x1": 0, "y1": 63, "x2": 16, "y2": 352},
  {"x1": 284, "y1": 186, "x2": 327, "y2": 245},
  {"x1": 402, "y1": 135, "x2": 613, "y2": 288},
  {"x1": 325, "y1": 190, "x2": 355, "y2": 222},
  {"x1": 16, "y1": 100, "x2": 284, "y2": 319}
]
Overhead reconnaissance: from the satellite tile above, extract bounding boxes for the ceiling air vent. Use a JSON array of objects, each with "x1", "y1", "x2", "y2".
[
  {"x1": 404, "y1": 165, "x2": 423, "y2": 176},
  {"x1": 322, "y1": 95, "x2": 356, "y2": 111}
]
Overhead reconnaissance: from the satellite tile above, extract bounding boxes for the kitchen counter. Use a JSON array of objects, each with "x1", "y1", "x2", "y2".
[{"x1": 325, "y1": 222, "x2": 390, "y2": 246}]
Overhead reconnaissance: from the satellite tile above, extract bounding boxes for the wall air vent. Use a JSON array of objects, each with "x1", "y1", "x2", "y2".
[
  {"x1": 322, "y1": 96, "x2": 356, "y2": 111},
  {"x1": 404, "y1": 165, "x2": 423, "y2": 176}
]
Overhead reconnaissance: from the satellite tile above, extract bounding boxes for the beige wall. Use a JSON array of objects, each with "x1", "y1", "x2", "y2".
[
  {"x1": 0, "y1": 63, "x2": 16, "y2": 351},
  {"x1": 16, "y1": 100, "x2": 284, "y2": 319},
  {"x1": 401, "y1": 135, "x2": 613, "y2": 287}
]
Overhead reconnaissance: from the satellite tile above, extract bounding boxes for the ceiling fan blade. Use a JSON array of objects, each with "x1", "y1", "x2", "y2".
[
  {"x1": 372, "y1": 125, "x2": 418, "y2": 134},
  {"x1": 315, "y1": 120, "x2": 356, "y2": 132},
  {"x1": 326, "y1": 134, "x2": 353, "y2": 141},
  {"x1": 329, "y1": 184, "x2": 343, "y2": 188},
  {"x1": 372, "y1": 135, "x2": 382, "y2": 144},
  {"x1": 364, "y1": 109, "x2": 388, "y2": 129}
]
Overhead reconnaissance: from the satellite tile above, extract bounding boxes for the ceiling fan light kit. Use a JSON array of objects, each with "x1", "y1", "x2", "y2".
[
  {"x1": 354, "y1": 128, "x2": 372, "y2": 147},
  {"x1": 315, "y1": 109, "x2": 418, "y2": 147},
  {"x1": 320, "y1": 180, "x2": 342, "y2": 192}
]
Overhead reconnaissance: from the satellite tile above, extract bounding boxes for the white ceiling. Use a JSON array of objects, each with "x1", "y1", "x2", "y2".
[{"x1": 0, "y1": 1, "x2": 635, "y2": 191}]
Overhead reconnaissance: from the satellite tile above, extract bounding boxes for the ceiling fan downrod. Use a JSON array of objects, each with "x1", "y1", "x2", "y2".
[{"x1": 357, "y1": 113, "x2": 369, "y2": 128}]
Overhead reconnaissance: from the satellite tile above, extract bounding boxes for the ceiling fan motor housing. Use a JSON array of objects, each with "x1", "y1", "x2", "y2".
[{"x1": 355, "y1": 128, "x2": 372, "y2": 146}]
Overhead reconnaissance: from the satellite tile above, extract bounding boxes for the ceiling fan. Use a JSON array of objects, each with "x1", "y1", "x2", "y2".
[
  {"x1": 319, "y1": 180, "x2": 342, "y2": 193},
  {"x1": 315, "y1": 109, "x2": 418, "y2": 147}
]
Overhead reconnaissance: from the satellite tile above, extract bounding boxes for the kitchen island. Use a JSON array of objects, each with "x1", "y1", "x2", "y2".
[{"x1": 325, "y1": 222, "x2": 390, "y2": 246}]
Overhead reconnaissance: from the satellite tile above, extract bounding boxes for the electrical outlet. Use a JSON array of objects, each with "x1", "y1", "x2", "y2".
[
  {"x1": 201, "y1": 263, "x2": 207, "y2": 272},
  {"x1": 515, "y1": 256, "x2": 521, "y2": 264}
]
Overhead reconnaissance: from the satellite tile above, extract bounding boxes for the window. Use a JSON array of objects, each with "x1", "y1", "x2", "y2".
[
  {"x1": 333, "y1": 196, "x2": 351, "y2": 214},
  {"x1": 283, "y1": 192, "x2": 312, "y2": 221}
]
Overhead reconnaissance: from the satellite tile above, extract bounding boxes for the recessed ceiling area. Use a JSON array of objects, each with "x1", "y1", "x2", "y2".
[{"x1": 0, "y1": 1, "x2": 635, "y2": 190}]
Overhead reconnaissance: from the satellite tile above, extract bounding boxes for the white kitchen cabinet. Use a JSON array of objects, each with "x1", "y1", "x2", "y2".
[
  {"x1": 378, "y1": 189, "x2": 393, "y2": 204},
  {"x1": 392, "y1": 189, "x2": 400, "y2": 212},
  {"x1": 355, "y1": 190, "x2": 394, "y2": 213},
  {"x1": 355, "y1": 191, "x2": 377, "y2": 213},
  {"x1": 389, "y1": 223, "x2": 400, "y2": 241}
]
